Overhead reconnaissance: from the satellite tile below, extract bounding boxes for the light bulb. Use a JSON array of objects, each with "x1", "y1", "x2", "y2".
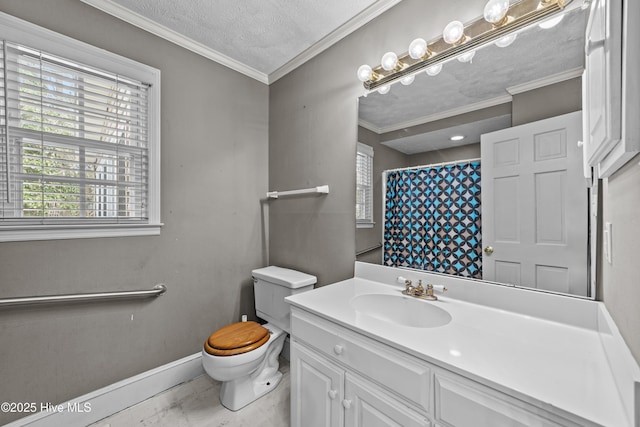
[
  {"x1": 495, "y1": 33, "x2": 517, "y2": 48},
  {"x1": 443, "y1": 21, "x2": 465, "y2": 45},
  {"x1": 538, "y1": 14, "x2": 564, "y2": 29},
  {"x1": 357, "y1": 64, "x2": 373, "y2": 82},
  {"x1": 457, "y1": 50, "x2": 476, "y2": 63},
  {"x1": 425, "y1": 63, "x2": 442, "y2": 76},
  {"x1": 377, "y1": 84, "x2": 391, "y2": 95},
  {"x1": 408, "y1": 38, "x2": 428, "y2": 59},
  {"x1": 484, "y1": 0, "x2": 510, "y2": 25},
  {"x1": 450, "y1": 135, "x2": 465, "y2": 141},
  {"x1": 401, "y1": 75, "x2": 415, "y2": 86},
  {"x1": 381, "y1": 52, "x2": 398, "y2": 71}
]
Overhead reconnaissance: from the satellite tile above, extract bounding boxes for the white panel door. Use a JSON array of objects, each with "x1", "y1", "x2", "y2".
[
  {"x1": 344, "y1": 374, "x2": 430, "y2": 427},
  {"x1": 291, "y1": 341, "x2": 345, "y2": 427},
  {"x1": 481, "y1": 111, "x2": 588, "y2": 296}
]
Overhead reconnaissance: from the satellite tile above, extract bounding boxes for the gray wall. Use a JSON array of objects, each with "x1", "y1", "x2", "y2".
[
  {"x1": 0, "y1": 1, "x2": 268, "y2": 424},
  {"x1": 269, "y1": 0, "x2": 489, "y2": 286},
  {"x1": 512, "y1": 77, "x2": 582, "y2": 126},
  {"x1": 601, "y1": 154, "x2": 640, "y2": 362}
]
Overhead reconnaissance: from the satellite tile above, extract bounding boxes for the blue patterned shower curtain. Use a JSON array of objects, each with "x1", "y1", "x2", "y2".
[{"x1": 383, "y1": 161, "x2": 482, "y2": 279}]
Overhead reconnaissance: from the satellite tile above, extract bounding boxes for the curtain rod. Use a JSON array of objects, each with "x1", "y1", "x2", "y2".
[{"x1": 383, "y1": 157, "x2": 480, "y2": 174}]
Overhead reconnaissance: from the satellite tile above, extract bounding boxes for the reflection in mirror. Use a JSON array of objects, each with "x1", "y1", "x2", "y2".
[{"x1": 355, "y1": 6, "x2": 595, "y2": 298}]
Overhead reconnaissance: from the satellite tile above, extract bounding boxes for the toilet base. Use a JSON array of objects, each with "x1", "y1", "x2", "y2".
[
  {"x1": 218, "y1": 332, "x2": 286, "y2": 411},
  {"x1": 220, "y1": 369, "x2": 283, "y2": 411}
]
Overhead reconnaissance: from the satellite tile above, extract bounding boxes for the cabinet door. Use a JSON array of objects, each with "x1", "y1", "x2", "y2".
[
  {"x1": 583, "y1": 0, "x2": 622, "y2": 168},
  {"x1": 291, "y1": 341, "x2": 344, "y2": 427},
  {"x1": 344, "y1": 374, "x2": 430, "y2": 427}
]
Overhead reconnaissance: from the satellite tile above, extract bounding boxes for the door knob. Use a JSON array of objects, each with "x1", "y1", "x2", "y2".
[
  {"x1": 484, "y1": 246, "x2": 494, "y2": 255},
  {"x1": 328, "y1": 389, "x2": 338, "y2": 400},
  {"x1": 342, "y1": 399, "x2": 352, "y2": 409}
]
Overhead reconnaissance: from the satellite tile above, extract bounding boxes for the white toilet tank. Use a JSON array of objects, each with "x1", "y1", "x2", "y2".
[{"x1": 252, "y1": 266, "x2": 316, "y2": 333}]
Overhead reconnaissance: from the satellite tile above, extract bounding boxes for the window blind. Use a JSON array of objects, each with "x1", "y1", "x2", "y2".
[
  {"x1": 0, "y1": 41, "x2": 150, "y2": 223},
  {"x1": 356, "y1": 143, "x2": 374, "y2": 224}
]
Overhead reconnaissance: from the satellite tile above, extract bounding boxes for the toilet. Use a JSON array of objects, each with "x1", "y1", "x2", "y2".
[{"x1": 201, "y1": 266, "x2": 316, "y2": 411}]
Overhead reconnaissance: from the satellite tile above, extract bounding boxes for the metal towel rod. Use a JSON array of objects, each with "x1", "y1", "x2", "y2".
[
  {"x1": 356, "y1": 243, "x2": 382, "y2": 256},
  {"x1": 0, "y1": 284, "x2": 167, "y2": 308}
]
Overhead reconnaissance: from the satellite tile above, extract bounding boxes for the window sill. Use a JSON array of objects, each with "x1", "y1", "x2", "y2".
[
  {"x1": 0, "y1": 223, "x2": 163, "y2": 242},
  {"x1": 357, "y1": 222, "x2": 375, "y2": 229}
]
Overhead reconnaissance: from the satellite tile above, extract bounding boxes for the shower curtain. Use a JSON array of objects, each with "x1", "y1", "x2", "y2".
[{"x1": 383, "y1": 161, "x2": 482, "y2": 279}]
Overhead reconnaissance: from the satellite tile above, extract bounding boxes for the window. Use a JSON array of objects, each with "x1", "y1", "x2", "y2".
[
  {"x1": 0, "y1": 13, "x2": 160, "y2": 241},
  {"x1": 356, "y1": 142, "x2": 374, "y2": 228}
]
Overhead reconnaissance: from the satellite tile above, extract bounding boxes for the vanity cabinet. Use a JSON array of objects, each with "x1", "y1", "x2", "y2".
[
  {"x1": 291, "y1": 342, "x2": 429, "y2": 427},
  {"x1": 290, "y1": 306, "x2": 596, "y2": 427}
]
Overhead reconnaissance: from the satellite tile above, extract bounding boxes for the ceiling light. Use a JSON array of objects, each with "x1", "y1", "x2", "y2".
[
  {"x1": 400, "y1": 75, "x2": 415, "y2": 85},
  {"x1": 356, "y1": 0, "x2": 573, "y2": 91},
  {"x1": 495, "y1": 33, "x2": 517, "y2": 48},
  {"x1": 381, "y1": 52, "x2": 399, "y2": 71},
  {"x1": 450, "y1": 135, "x2": 465, "y2": 141},
  {"x1": 484, "y1": 0, "x2": 510, "y2": 25},
  {"x1": 425, "y1": 63, "x2": 442, "y2": 76},
  {"x1": 538, "y1": 13, "x2": 564, "y2": 29},
  {"x1": 443, "y1": 21, "x2": 465, "y2": 45}
]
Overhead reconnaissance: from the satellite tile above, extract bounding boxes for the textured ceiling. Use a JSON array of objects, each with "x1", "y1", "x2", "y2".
[
  {"x1": 102, "y1": 0, "x2": 389, "y2": 79},
  {"x1": 359, "y1": 6, "x2": 587, "y2": 153}
]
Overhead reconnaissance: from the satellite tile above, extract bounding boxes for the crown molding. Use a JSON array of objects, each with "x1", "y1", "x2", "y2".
[
  {"x1": 357, "y1": 119, "x2": 383, "y2": 134},
  {"x1": 268, "y1": 0, "x2": 402, "y2": 83},
  {"x1": 368, "y1": 95, "x2": 514, "y2": 135},
  {"x1": 81, "y1": 0, "x2": 401, "y2": 85},
  {"x1": 80, "y1": 0, "x2": 269, "y2": 84},
  {"x1": 506, "y1": 67, "x2": 584, "y2": 95}
]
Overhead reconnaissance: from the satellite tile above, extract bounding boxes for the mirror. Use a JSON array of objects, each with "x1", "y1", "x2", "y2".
[{"x1": 356, "y1": 6, "x2": 594, "y2": 298}]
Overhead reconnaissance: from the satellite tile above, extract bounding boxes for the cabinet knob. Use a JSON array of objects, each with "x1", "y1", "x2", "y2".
[
  {"x1": 342, "y1": 399, "x2": 352, "y2": 409},
  {"x1": 328, "y1": 389, "x2": 337, "y2": 400},
  {"x1": 333, "y1": 345, "x2": 344, "y2": 355}
]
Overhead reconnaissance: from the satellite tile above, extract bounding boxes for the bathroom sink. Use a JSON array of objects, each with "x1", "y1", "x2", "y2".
[{"x1": 350, "y1": 293, "x2": 452, "y2": 328}]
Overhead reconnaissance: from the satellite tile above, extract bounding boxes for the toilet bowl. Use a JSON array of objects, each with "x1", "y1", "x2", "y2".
[
  {"x1": 202, "y1": 321, "x2": 286, "y2": 411},
  {"x1": 201, "y1": 265, "x2": 317, "y2": 411}
]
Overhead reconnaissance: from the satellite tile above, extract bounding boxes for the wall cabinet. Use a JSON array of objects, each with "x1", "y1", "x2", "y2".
[
  {"x1": 290, "y1": 307, "x2": 597, "y2": 427},
  {"x1": 583, "y1": 0, "x2": 640, "y2": 178}
]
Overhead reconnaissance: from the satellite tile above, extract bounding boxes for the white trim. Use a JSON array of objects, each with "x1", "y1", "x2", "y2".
[
  {"x1": 506, "y1": 67, "x2": 584, "y2": 95},
  {"x1": 79, "y1": 0, "x2": 268, "y2": 84},
  {"x1": 358, "y1": 118, "x2": 383, "y2": 134},
  {"x1": 372, "y1": 95, "x2": 513, "y2": 135},
  {"x1": 4, "y1": 353, "x2": 204, "y2": 427},
  {"x1": 268, "y1": 0, "x2": 403, "y2": 83},
  {"x1": 0, "y1": 224, "x2": 163, "y2": 242}
]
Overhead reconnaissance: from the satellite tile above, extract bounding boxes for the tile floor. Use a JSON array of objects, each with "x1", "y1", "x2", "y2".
[{"x1": 89, "y1": 359, "x2": 290, "y2": 427}]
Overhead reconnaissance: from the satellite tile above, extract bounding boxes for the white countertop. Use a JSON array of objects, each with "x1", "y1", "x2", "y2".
[{"x1": 286, "y1": 275, "x2": 630, "y2": 427}]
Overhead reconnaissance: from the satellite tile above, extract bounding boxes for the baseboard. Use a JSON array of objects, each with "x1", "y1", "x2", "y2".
[{"x1": 5, "y1": 353, "x2": 204, "y2": 427}]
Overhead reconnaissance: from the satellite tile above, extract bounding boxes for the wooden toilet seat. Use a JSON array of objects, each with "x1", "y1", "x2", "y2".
[{"x1": 203, "y1": 321, "x2": 270, "y2": 356}]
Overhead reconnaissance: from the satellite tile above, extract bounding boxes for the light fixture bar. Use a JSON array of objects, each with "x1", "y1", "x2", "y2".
[{"x1": 363, "y1": 0, "x2": 573, "y2": 91}]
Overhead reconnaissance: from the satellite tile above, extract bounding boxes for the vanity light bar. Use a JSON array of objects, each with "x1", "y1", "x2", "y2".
[{"x1": 361, "y1": 0, "x2": 574, "y2": 91}]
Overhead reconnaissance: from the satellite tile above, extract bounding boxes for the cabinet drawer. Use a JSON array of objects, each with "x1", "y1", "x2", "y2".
[
  {"x1": 434, "y1": 371, "x2": 588, "y2": 427},
  {"x1": 291, "y1": 307, "x2": 432, "y2": 414}
]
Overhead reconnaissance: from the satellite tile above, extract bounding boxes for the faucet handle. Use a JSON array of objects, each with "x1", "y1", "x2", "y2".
[{"x1": 431, "y1": 284, "x2": 447, "y2": 293}]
